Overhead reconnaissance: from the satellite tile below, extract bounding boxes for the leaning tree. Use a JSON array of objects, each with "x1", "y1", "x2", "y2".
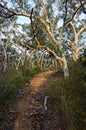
[{"x1": 0, "y1": 0, "x2": 86, "y2": 77}]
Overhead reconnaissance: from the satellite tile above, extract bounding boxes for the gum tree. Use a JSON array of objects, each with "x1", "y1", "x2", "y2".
[
  {"x1": 59, "y1": 0, "x2": 86, "y2": 61},
  {"x1": 0, "y1": 0, "x2": 86, "y2": 77}
]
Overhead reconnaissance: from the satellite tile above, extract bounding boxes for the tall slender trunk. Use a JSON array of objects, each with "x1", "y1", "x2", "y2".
[
  {"x1": 40, "y1": 51, "x2": 46, "y2": 69},
  {"x1": 62, "y1": 55, "x2": 69, "y2": 78},
  {"x1": 3, "y1": 46, "x2": 7, "y2": 72}
]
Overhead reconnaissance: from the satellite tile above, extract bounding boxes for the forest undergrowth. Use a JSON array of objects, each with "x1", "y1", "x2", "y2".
[
  {"x1": 47, "y1": 60, "x2": 86, "y2": 130},
  {"x1": 0, "y1": 59, "x2": 86, "y2": 130}
]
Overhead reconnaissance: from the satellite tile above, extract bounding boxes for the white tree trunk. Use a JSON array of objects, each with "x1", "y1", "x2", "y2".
[
  {"x1": 3, "y1": 46, "x2": 7, "y2": 72},
  {"x1": 62, "y1": 55, "x2": 69, "y2": 78},
  {"x1": 72, "y1": 50, "x2": 78, "y2": 62}
]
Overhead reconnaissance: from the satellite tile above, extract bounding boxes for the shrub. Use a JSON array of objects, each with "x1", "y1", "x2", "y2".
[
  {"x1": 21, "y1": 66, "x2": 42, "y2": 82},
  {"x1": 0, "y1": 69, "x2": 24, "y2": 108},
  {"x1": 0, "y1": 66, "x2": 42, "y2": 130},
  {"x1": 0, "y1": 66, "x2": 42, "y2": 108},
  {"x1": 47, "y1": 62, "x2": 86, "y2": 130}
]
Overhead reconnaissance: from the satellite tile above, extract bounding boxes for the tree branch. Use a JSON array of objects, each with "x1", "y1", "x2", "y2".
[
  {"x1": 70, "y1": 21, "x2": 77, "y2": 36},
  {"x1": 63, "y1": 0, "x2": 68, "y2": 25},
  {"x1": 15, "y1": 0, "x2": 28, "y2": 12},
  {"x1": 78, "y1": 16, "x2": 85, "y2": 26},
  {"x1": 43, "y1": 0, "x2": 52, "y2": 32},
  {"x1": 37, "y1": 45, "x2": 64, "y2": 63},
  {"x1": 0, "y1": 3, "x2": 30, "y2": 17},
  {"x1": 64, "y1": 2, "x2": 86, "y2": 26},
  {"x1": 62, "y1": 38, "x2": 73, "y2": 46},
  {"x1": 27, "y1": 28, "x2": 64, "y2": 65},
  {"x1": 69, "y1": 21, "x2": 78, "y2": 44},
  {"x1": 37, "y1": 17, "x2": 59, "y2": 46},
  {"x1": 20, "y1": 42, "x2": 34, "y2": 51},
  {"x1": 77, "y1": 24, "x2": 86, "y2": 37}
]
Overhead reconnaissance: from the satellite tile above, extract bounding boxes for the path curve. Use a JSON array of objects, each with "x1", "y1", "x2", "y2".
[{"x1": 14, "y1": 70, "x2": 56, "y2": 130}]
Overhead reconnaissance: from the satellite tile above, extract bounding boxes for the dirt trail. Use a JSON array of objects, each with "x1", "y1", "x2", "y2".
[{"x1": 14, "y1": 70, "x2": 56, "y2": 130}]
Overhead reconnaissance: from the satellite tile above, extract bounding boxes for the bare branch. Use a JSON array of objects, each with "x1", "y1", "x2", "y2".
[
  {"x1": 30, "y1": 8, "x2": 40, "y2": 46},
  {"x1": 77, "y1": 24, "x2": 86, "y2": 37},
  {"x1": 63, "y1": 0, "x2": 68, "y2": 25},
  {"x1": 29, "y1": 50, "x2": 35, "y2": 59},
  {"x1": 15, "y1": 0, "x2": 28, "y2": 12},
  {"x1": 36, "y1": 45, "x2": 63, "y2": 64},
  {"x1": 62, "y1": 38, "x2": 73, "y2": 46},
  {"x1": 1, "y1": 13, "x2": 16, "y2": 18},
  {"x1": 79, "y1": 0, "x2": 86, "y2": 13},
  {"x1": 78, "y1": 16, "x2": 85, "y2": 26},
  {"x1": 43, "y1": 0, "x2": 52, "y2": 32},
  {"x1": 0, "y1": 3, "x2": 30, "y2": 17},
  {"x1": 20, "y1": 42, "x2": 34, "y2": 51},
  {"x1": 64, "y1": 2, "x2": 86, "y2": 26},
  {"x1": 70, "y1": 21, "x2": 77, "y2": 36},
  {"x1": 13, "y1": 43, "x2": 25, "y2": 53}
]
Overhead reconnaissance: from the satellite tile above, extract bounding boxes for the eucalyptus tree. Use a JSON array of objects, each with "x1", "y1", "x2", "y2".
[
  {"x1": 0, "y1": 17, "x2": 28, "y2": 71},
  {"x1": 0, "y1": 18, "x2": 15, "y2": 71},
  {"x1": 58, "y1": 0, "x2": 86, "y2": 62},
  {"x1": 0, "y1": 0, "x2": 86, "y2": 77},
  {"x1": 61, "y1": 17, "x2": 86, "y2": 61}
]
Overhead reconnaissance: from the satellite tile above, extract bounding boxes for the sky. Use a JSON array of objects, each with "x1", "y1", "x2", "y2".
[
  {"x1": 17, "y1": 16, "x2": 30, "y2": 24},
  {"x1": 17, "y1": 16, "x2": 63, "y2": 28},
  {"x1": 3, "y1": 0, "x2": 86, "y2": 26}
]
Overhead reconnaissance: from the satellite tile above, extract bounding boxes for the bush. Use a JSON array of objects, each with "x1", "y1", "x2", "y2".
[
  {"x1": 0, "y1": 65, "x2": 43, "y2": 108},
  {"x1": 0, "y1": 66, "x2": 42, "y2": 130},
  {"x1": 0, "y1": 70, "x2": 24, "y2": 108},
  {"x1": 21, "y1": 66, "x2": 42, "y2": 82},
  {"x1": 47, "y1": 62, "x2": 86, "y2": 130}
]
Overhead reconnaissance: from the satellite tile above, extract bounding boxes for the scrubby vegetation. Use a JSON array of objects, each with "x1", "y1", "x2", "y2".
[
  {"x1": 47, "y1": 60, "x2": 86, "y2": 130},
  {"x1": 0, "y1": 70, "x2": 24, "y2": 107},
  {"x1": 0, "y1": 0, "x2": 86, "y2": 129},
  {"x1": 0, "y1": 65, "x2": 42, "y2": 130},
  {"x1": 0, "y1": 66, "x2": 42, "y2": 108}
]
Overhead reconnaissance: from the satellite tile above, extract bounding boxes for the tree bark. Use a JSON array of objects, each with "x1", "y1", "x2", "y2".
[
  {"x1": 72, "y1": 45, "x2": 78, "y2": 61},
  {"x1": 3, "y1": 46, "x2": 7, "y2": 72},
  {"x1": 62, "y1": 54, "x2": 69, "y2": 78}
]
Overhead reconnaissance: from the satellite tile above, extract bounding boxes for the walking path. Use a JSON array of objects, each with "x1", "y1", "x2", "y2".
[{"x1": 14, "y1": 71, "x2": 57, "y2": 130}]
